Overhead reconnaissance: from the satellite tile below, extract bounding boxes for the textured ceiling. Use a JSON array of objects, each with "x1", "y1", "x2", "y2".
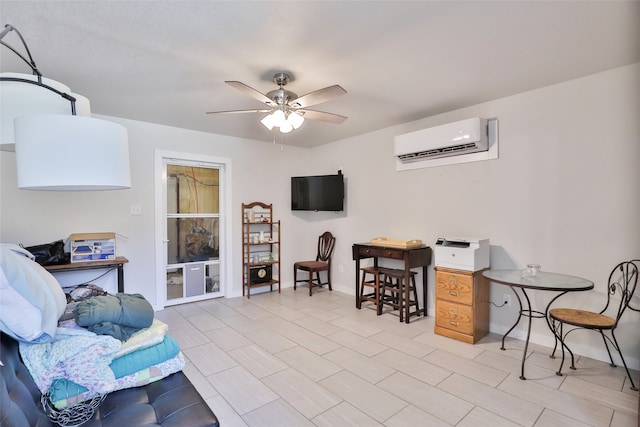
[{"x1": 1, "y1": 1, "x2": 639, "y2": 148}]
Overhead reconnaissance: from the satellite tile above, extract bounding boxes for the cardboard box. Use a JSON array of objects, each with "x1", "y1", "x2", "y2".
[{"x1": 70, "y1": 232, "x2": 116, "y2": 263}]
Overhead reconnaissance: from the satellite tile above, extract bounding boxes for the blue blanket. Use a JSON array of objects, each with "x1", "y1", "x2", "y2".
[{"x1": 74, "y1": 293, "x2": 154, "y2": 341}]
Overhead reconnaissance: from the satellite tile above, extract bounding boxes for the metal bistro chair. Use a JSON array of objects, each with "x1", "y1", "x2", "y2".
[
  {"x1": 549, "y1": 260, "x2": 639, "y2": 391},
  {"x1": 293, "y1": 231, "x2": 336, "y2": 296}
]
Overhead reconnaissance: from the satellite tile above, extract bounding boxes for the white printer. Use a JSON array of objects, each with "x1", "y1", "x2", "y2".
[{"x1": 434, "y1": 237, "x2": 490, "y2": 272}]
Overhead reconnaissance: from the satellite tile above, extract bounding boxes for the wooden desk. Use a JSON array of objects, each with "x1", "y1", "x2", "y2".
[
  {"x1": 352, "y1": 243, "x2": 432, "y2": 323},
  {"x1": 44, "y1": 256, "x2": 129, "y2": 293}
]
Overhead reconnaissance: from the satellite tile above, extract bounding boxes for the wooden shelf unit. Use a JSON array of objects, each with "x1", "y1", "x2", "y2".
[{"x1": 241, "y1": 202, "x2": 280, "y2": 298}]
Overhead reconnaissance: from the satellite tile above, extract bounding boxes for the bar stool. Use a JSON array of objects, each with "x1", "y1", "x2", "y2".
[
  {"x1": 381, "y1": 269, "x2": 420, "y2": 323},
  {"x1": 380, "y1": 270, "x2": 403, "y2": 320},
  {"x1": 359, "y1": 266, "x2": 385, "y2": 314}
]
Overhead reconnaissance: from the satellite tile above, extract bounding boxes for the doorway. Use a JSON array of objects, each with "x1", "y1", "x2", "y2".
[{"x1": 155, "y1": 151, "x2": 232, "y2": 307}]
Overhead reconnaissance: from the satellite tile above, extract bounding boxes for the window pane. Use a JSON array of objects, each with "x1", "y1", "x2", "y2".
[
  {"x1": 167, "y1": 165, "x2": 219, "y2": 214},
  {"x1": 167, "y1": 218, "x2": 219, "y2": 264},
  {"x1": 206, "y1": 264, "x2": 220, "y2": 294},
  {"x1": 166, "y1": 267, "x2": 183, "y2": 300}
]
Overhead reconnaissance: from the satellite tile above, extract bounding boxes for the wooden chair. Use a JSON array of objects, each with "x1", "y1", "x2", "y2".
[
  {"x1": 549, "y1": 260, "x2": 639, "y2": 390},
  {"x1": 293, "y1": 231, "x2": 336, "y2": 296}
]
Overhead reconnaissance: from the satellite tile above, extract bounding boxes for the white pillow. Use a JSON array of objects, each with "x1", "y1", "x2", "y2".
[
  {"x1": 0, "y1": 246, "x2": 66, "y2": 342},
  {"x1": 0, "y1": 243, "x2": 36, "y2": 260}
]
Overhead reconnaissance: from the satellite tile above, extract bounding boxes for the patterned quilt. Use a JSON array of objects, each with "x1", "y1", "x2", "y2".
[{"x1": 19, "y1": 319, "x2": 181, "y2": 409}]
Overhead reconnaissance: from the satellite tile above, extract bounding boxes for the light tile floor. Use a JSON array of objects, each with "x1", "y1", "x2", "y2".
[{"x1": 155, "y1": 288, "x2": 639, "y2": 427}]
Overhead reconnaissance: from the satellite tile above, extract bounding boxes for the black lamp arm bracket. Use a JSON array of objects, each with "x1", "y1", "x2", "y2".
[
  {"x1": 1, "y1": 24, "x2": 76, "y2": 115},
  {"x1": 0, "y1": 76, "x2": 77, "y2": 115},
  {"x1": 0, "y1": 24, "x2": 41, "y2": 79}
]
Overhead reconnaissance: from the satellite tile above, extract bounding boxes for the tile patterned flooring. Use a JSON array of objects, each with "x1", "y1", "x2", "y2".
[{"x1": 155, "y1": 288, "x2": 639, "y2": 427}]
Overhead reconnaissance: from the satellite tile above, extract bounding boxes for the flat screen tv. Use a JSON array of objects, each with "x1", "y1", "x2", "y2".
[{"x1": 291, "y1": 172, "x2": 344, "y2": 211}]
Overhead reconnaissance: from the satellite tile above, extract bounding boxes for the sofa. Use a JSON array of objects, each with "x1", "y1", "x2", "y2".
[
  {"x1": 0, "y1": 245, "x2": 219, "y2": 426},
  {"x1": 1, "y1": 332, "x2": 220, "y2": 426}
]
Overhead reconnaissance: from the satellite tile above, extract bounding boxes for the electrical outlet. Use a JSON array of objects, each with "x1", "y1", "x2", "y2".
[
  {"x1": 503, "y1": 294, "x2": 512, "y2": 307},
  {"x1": 130, "y1": 204, "x2": 142, "y2": 215},
  {"x1": 339, "y1": 264, "x2": 344, "y2": 273}
]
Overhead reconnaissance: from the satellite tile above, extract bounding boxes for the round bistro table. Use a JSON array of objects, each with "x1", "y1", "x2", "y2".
[{"x1": 482, "y1": 269, "x2": 594, "y2": 380}]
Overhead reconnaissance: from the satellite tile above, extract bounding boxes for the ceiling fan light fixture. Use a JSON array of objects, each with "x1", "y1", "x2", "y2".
[
  {"x1": 271, "y1": 109, "x2": 286, "y2": 127},
  {"x1": 288, "y1": 111, "x2": 304, "y2": 129},
  {"x1": 261, "y1": 108, "x2": 304, "y2": 134},
  {"x1": 260, "y1": 113, "x2": 276, "y2": 130},
  {"x1": 279, "y1": 121, "x2": 293, "y2": 134}
]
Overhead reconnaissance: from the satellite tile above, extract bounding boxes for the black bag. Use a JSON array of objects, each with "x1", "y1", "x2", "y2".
[{"x1": 23, "y1": 239, "x2": 70, "y2": 266}]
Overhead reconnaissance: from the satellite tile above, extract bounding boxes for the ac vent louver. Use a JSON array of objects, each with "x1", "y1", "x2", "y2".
[{"x1": 397, "y1": 142, "x2": 479, "y2": 162}]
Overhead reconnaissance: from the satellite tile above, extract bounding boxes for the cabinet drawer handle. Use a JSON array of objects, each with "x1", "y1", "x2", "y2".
[
  {"x1": 448, "y1": 291, "x2": 459, "y2": 296},
  {"x1": 448, "y1": 320, "x2": 460, "y2": 326}
]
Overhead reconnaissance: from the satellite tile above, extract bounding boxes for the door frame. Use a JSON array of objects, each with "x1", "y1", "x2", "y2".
[{"x1": 154, "y1": 150, "x2": 233, "y2": 309}]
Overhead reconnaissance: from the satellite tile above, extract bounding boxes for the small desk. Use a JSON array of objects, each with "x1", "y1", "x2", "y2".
[
  {"x1": 352, "y1": 243, "x2": 432, "y2": 323},
  {"x1": 482, "y1": 269, "x2": 593, "y2": 380},
  {"x1": 44, "y1": 256, "x2": 129, "y2": 293}
]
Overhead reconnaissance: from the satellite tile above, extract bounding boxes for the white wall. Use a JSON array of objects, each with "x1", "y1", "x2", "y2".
[
  {"x1": 0, "y1": 119, "x2": 305, "y2": 303},
  {"x1": 1, "y1": 63, "x2": 638, "y2": 368},
  {"x1": 300, "y1": 63, "x2": 640, "y2": 368}
]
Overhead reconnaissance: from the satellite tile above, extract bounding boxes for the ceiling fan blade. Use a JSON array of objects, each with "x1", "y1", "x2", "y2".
[
  {"x1": 206, "y1": 109, "x2": 270, "y2": 115},
  {"x1": 225, "y1": 81, "x2": 275, "y2": 106},
  {"x1": 290, "y1": 85, "x2": 347, "y2": 108},
  {"x1": 297, "y1": 109, "x2": 347, "y2": 124}
]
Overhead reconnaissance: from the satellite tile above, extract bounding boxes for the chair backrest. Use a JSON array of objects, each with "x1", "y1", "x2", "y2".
[
  {"x1": 602, "y1": 260, "x2": 639, "y2": 324},
  {"x1": 629, "y1": 259, "x2": 640, "y2": 313},
  {"x1": 316, "y1": 231, "x2": 336, "y2": 264}
]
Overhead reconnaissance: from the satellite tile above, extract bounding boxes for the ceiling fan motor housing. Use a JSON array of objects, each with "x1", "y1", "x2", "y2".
[
  {"x1": 266, "y1": 88, "x2": 297, "y2": 106},
  {"x1": 273, "y1": 72, "x2": 290, "y2": 86}
]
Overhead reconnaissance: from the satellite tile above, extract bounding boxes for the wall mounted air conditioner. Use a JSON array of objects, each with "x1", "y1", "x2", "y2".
[{"x1": 394, "y1": 117, "x2": 489, "y2": 163}]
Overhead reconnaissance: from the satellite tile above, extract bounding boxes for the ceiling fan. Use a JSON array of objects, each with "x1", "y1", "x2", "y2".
[{"x1": 206, "y1": 72, "x2": 347, "y2": 133}]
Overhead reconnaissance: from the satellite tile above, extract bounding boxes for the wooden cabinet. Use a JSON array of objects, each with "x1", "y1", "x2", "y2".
[
  {"x1": 434, "y1": 267, "x2": 489, "y2": 344},
  {"x1": 242, "y1": 202, "x2": 280, "y2": 298}
]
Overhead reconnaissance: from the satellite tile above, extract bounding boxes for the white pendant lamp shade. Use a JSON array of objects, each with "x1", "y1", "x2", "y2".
[
  {"x1": 14, "y1": 114, "x2": 131, "y2": 190},
  {"x1": 2, "y1": 25, "x2": 131, "y2": 191},
  {"x1": 1, "y1": 72, "x2": 71, "y2": 91},
  {"x1": 0, "y1": 73, "x2": 91, "y2": 145}
]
